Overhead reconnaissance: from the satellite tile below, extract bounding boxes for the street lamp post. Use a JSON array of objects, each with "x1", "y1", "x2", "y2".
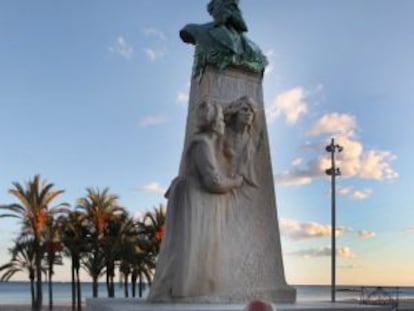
[{"x1": 325, "y1": 138, "x2": 343, "y2": 303}]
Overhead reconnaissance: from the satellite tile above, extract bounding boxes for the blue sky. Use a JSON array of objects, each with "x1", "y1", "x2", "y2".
[{"x1": 1, "y1": 0, "x2": 413, "y2": 285}]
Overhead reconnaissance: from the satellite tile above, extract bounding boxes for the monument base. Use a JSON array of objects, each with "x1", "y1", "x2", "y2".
[
  {"x1": 86, "y1": 298, "x2": 393, "y2": 311},
  {"x1": 173, "y1": 64, "x2": 296, "y2": 303},
  {"x1": 148, "y1": 288, "x2": 296, "y2": 304}
]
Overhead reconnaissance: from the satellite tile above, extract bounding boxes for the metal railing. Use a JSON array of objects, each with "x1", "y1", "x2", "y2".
[{"x1": 360, "y1": 286, "x2": 399, "y2": 309}]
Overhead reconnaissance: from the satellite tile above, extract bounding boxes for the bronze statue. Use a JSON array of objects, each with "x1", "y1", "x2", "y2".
[{"x1": 180, "y1": 0, "x2": 268, "y2": 78}]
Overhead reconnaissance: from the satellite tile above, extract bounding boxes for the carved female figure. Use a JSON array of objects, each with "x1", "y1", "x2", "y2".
[
  {"x1": 217, "y1": 96, "x2": 264, "y2": 298},
  {"x1": 223, "y1": 95, "x2": 258, "y2": 188},
  {"x1": 148, "y1": 101, "x2": 243, "y2": 302}
]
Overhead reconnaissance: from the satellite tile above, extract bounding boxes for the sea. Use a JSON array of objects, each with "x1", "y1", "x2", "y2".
[{"x1": 1, "y1": 282, "x2": 414, "y2": 305}]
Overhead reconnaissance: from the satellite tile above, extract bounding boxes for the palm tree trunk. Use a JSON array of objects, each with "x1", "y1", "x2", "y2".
[
  {"x1": 106, "y1": 271, "x2": 110, "y2": 297},
  {"x1": 35, "y1": 266, "x2": 42, "y2": 310},
  {"x1": 30, "y1": 275, "x2": 35, "y2": 310},
  {"x1": 48, "y1": 269, "x2": 53, "y2": 310},
  {"x1": 92, "y1": 276, "x2": 98, "y2": 298},
  {"x1": 124, "y1": 272, "x2": 129, "y2": 298},
  {"x1": 71, "y1": 261, "x2": 76, "y2": 311},
  {"x1": 76, "y1": 267, "x2": 82, "y2": 311},
  {"x1": 35, "y1": 241, "x2": 43, "y2": 311},
  {"x1": 138, "y1": 274, "x2": 143, "y2": 298},
  {"x1": 110, "y1": 274, "x2": 115, "y2": 297},
  {"x1": 92, "y1": 247, "x2": 100, "y2": 298},
  {"x1": 106, "y1": 262, "x2": 115, "y2": 297},
  {"x1": 131, "y1": 273, "x2": 137, "y2": 298}
]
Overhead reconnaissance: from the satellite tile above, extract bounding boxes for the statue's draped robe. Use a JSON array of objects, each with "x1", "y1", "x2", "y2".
[{"x1": 148, "y1": 135, "x2": 237, "y2": 301}]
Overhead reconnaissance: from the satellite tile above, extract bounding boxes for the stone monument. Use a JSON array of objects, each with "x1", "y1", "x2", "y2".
[{"x1": 148, "y1": 0, "x2": 296, "y2": 304}]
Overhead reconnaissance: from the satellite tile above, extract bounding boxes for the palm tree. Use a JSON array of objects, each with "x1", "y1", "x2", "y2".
[
  {"x1": 60, "y1": 211, "x2": 88, "y2": 311},
  {"x1": 116, "y1": 215, "x2": 155, "y2": 298},
  {"x1": 44, "y1": 215, "x2": 64, "y2": 310},
  {"x1": 116, "y1": 214, "x2": 143, "y2": 297},
  {"x1": 119, "y1": 259, "x2": 131, "y2": 298},
  {"x1": 0, "y1": 174, "x2": 68, "y2": 311},
  {"x1": 101, "y1": 212, "x2": 133, "y2": 297},
  {"x1": 101, "y1": 218, "x2": 123, "y2": 297},
  {"x1": 130, "y1": 245, "x2": 155, "y2": 298},
  {"x1": 134, "y1": 206, "x2": 166, "y2": 297},
  {"x1": 81, "y1": 251, "x2": 105, "y2": 298},
  {"x1": 138, "y1": 205, "x2": 166, "y2": 256},
  {"x1": 76, "y1": 187, "x2": 124, "y2": 297},
  {"x1": 0, "y1": 236, "x2": 36, "y2": 308}
]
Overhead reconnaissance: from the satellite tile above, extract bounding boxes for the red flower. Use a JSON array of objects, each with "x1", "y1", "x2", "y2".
[{"x1": 155, "y1": 225, "x2": 164, "y2": 241}]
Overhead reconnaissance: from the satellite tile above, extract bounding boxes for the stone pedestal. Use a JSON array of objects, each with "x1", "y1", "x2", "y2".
[
  {"x1": 176, "y1": 66, "x2": 296, "y2": 303},
  {"x1": 86, "y1": 298, "x2": 394, "y2": 311}
]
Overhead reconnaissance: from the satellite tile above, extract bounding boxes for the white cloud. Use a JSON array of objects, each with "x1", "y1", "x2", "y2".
[
  {"x1": 138, "y1": 115, "x2": 167, "y2": 127},
  {"x1": 334, "y1": 136, "x2": 363, "y2": 176},
  {"x1": 137, "y1": 182, "x2": 166, "y2": 194},
  {"x1": 359, "y1": 150, "x2": 398, "y2": 180},
  {"x1": 336, "y1": 247, "x2": 356, "y2": 259},
  {"x1": 335, "y1": 136, "x2": 398, "y2": 180},
  {"x1": 109, "y1": 36, "x2": 134, "y2": 60},
  {"x1": 307, "y1": 113, "x2": 356, "y2": 137},
  {"x1": 275, "y1": 157, "x2": 323, "y2": 188},
  {"x1": 280, "y1": 218, "x2": 351, "y2": 240},
  {"x1": 143, "y1": 28, "x2": 166, "y2": 41},
  {"x1": 352, "y1": 188, "x2": 373, "y2": 200},
  {"x1": 176, "y1": 91, "x2": 189, "y2": 104},
  {"x1": 407, "y1": 225, "x2": 414, "y2": 232},
  {"x1": 142, "y1": 27, "x2": 166, "y2": 62},
  {"x1": 358, "y1": 230, "x2": 376, "y2": 239},
  {"x1": 144, "y1": 48, "x2": 165, "y2": 61},
  {"x1": 277, "y1": 134, "x2": 398, "y2": 187},
  {"x1": 291, "y1": 158, "x2": 303, "y2": 167},
  {"x1": 264, "y1": 50, "x2": 276, "y2": 76},
  {"x1": 288, "y1": 246, "x2": 355, "y2": 259},
  {"x1": 266, "y1": 87, "x2": 308, "y2": 124},
  {"x1": 275, "y1": 172, "x2": 312, "y2": 187},
  {"x1": 275, "y1": 157, "x2": 326, "y2": 187},
  {"x1": 338, "y1": 186, "x2": 373, "y2": 200},
  {"x1": 338, "y1": 186, "x2": 353, "y2": 196}
]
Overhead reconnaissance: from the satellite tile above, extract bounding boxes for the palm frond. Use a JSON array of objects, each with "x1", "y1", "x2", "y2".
[
  {"x1": 43, "y1": 190, "x2": 65, "y2": 206},
  {"x1": 0, "y1": 214, "x2": 20, "y2": 219},
  {"x1": 0, "y1": 203, "x2": 25, "y2": 215}
]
